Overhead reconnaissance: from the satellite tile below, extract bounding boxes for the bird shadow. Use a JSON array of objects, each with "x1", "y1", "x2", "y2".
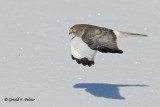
[{"x1": 74, "y1": 83, "x2": 148, "y2": 100}]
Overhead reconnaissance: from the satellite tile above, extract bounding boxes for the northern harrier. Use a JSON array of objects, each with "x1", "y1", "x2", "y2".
[{"x1": 69, "y1": 24, "x2": 147, "y2": 67}]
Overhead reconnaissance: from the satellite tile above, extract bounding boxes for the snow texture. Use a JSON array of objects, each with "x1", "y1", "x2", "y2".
[{"x1": 0, "y1": 0, "x2": 160, "y2": 107}]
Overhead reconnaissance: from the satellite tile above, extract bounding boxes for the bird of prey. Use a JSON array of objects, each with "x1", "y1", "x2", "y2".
[{"x1": 69, "y1": 24, "x2": 147, "y2": 67}]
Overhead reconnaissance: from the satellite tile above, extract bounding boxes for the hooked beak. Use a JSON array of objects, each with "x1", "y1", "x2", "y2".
[{"x1": 69, "y1": 29, "x2": 72, "y2": 35}]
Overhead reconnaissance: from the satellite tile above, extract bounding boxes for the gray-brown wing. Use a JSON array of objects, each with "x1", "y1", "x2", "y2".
[{"x1": 81, "y1": 29, "x2": 123, "y2": 53}]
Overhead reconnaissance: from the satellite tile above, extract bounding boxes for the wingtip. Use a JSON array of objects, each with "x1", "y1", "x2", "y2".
[{"x1": 71, "y1": 55, "x2": 95, "y2": 67}]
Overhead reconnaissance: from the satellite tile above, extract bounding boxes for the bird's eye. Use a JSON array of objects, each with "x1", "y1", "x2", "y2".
[{"x1": 72, "y1": 28, "x2": 76, "y2": 33}]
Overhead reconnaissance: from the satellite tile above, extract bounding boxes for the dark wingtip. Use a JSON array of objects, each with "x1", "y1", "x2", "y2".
[
  {"x1": 98, "y1": 48, "x2": 123, "y2": 54},
  {"x1": 117, "y1": 49, "x2": 123, "y2": 54},
  {"x1": 71, "y1": 55, "x2": 95, "y2": 67}
]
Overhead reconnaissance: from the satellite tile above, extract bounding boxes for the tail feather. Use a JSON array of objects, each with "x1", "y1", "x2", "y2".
[{"x1": 113, "y1": 31, "x2": 147, "y2": 38}]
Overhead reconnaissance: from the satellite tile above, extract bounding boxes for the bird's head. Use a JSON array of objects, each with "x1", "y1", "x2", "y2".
[
  {"x1": 69, "y1": 24, "x2": 84, "y2": 37},
  {"x1": 69, "y1": 28, "x2": 77, "y2": 35}
]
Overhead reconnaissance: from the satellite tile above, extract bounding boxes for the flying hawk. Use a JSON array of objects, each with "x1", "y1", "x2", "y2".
[{"x1": 69, "y1": 24, "x2": 147, "y2": 67}]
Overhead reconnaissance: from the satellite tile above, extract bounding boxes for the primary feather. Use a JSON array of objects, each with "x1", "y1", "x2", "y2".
[{"x1": 70, "y1": 37, "x2": 97, "y2": 67}]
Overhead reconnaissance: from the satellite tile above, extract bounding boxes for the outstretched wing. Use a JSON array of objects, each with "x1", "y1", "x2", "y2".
[
  {"x1": 82, "y1": 29, "x2": 123, "y2": 53},
  {"x1": 70, "y1": 37, "x2": 97, "y2": 67}
]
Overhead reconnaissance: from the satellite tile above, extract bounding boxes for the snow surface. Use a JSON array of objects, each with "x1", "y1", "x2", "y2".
[{"x1": 0, "y1": 0, "x2": 160, "y2": 107}]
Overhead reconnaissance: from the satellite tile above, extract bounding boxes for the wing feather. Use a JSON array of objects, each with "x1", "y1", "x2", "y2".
[
  {"x1": 82, "y1": 29, "x2": 123, "y2": 53},
  {"x1": 70, "y1": 37, "x2": 97, "y2": 67}
]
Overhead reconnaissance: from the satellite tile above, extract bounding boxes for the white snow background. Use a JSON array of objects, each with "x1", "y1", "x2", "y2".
[{"x1": 0, "y1": 0, "x2": 160, "y2": 107}]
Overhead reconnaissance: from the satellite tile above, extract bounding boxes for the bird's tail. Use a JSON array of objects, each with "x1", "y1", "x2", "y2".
[{"x1": 113, "y1": 31, "x2": 147, "y2": 38}]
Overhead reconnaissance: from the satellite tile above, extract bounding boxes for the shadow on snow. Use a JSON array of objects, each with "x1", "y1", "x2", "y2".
[{"x1": 74, "y1": 83, "x2": 148, "y2": 100}]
